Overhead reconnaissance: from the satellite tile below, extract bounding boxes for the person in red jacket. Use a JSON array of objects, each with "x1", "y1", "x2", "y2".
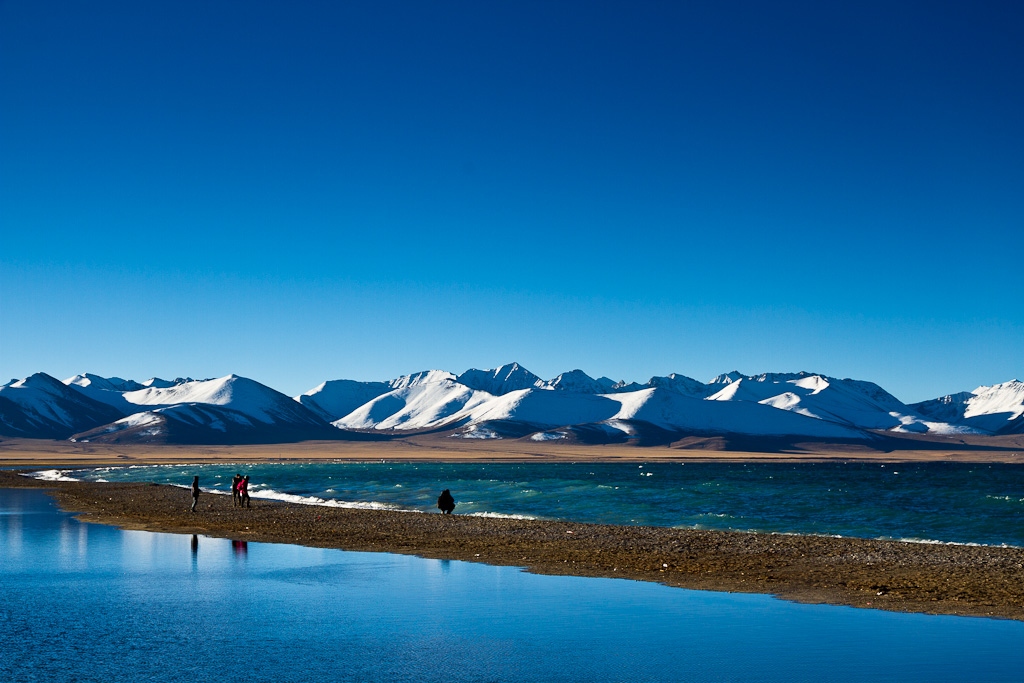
[{"x1": 239, "y1": 475, "x2": 250, "y2": 509}]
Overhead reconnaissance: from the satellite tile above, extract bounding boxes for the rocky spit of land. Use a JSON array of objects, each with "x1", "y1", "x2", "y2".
[{"x1": 3, "y1": 470, "x2": 1023, "y2": 621}]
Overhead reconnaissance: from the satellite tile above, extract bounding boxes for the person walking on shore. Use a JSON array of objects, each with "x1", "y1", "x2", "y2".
[
  {"x1": 190, "y1": 476, "x2": 200, "y2": 513},
  {"x1": 437, "y1": 489, "x2": 455, "y2": 514},
  {"x1": 231, "y1": 473, "x2": 242, "y2": 506},
  {"x1": 239, "y1": 475, "x2": 250, "y2": 509}
]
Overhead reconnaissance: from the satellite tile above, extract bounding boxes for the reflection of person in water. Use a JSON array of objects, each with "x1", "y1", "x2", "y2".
[
  {"x1": 437, "y1": 489, "x2": 455, "y2": 514},
  {"x1": 190, "y1": 476, "x2": 200, "y2": 512},
  {"x1": 232, "y1": 540, "x2": 248, "y2": 557},
  {"x1": 191, "y1": 534, "x2": 199, "y2": 555}
]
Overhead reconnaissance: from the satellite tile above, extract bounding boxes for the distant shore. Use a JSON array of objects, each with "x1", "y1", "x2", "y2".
[
  {"x1": 1, "y1": 435, "x2": 1022, "y2": 467},
  {"x1": 4, "y1": 470, "x2": 1023, "y2": 621}
]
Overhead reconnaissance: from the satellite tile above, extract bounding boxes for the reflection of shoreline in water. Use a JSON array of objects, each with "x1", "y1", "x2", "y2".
[
  {"x1": 4, "y1": 486, "x2": 1024, "y2": 683},
  {"x1": 8, "y1": 475, "x2": 1024, "y2": 621},
  {"x1": 232, "y1": 539, "x2": 247, "y2": 558}
]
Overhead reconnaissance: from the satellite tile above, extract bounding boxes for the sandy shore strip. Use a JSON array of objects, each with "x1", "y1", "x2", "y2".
[
  {"x1": 1, "y1": 436, "x2": 1023, "y2": 466},
  {"x1": 4, "y1": 470, "x2": 1023, "y2": 621}
]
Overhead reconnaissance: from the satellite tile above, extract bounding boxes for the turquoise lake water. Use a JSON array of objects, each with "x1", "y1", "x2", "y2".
[
  {"x1": 3, "y1": 488, "x2": 1024, "y2": 682},
  {"x1": 40, "y1": 461, "x2": 1024, "y2": 545}
]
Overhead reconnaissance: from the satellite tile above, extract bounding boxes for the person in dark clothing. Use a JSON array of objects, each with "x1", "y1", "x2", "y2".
[
  {"x1": 190, "y1": 476, "x2": 200, "y2": 512},
  {"x1": 239, "y1": 475, "x2": 250, "y2": 509},
  {"x1": 437, "y1": 489, "x2": 455, "y2": 514},
  {"x1": 231, "y1": 473, "x2": 243, "y2": 507}
]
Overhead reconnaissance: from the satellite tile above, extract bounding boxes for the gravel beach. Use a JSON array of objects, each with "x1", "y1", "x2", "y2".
[{"x1": 4, "y1": 470, "x2": 1023, "y2": 621}]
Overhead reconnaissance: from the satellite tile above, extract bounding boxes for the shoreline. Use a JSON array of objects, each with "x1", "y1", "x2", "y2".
[{"x1": 4, "y1": 470, "x2": 1023, "y2": 621}]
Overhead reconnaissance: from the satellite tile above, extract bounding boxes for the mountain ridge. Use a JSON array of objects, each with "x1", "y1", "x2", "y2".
[{"x1": 0, "y1": 364, "x2": 1017, "y2": 445}]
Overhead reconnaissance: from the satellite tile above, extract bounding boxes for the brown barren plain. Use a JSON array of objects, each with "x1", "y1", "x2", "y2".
[{"x1": 1, "y1": 432, "x2": 1023, "y2": 466}]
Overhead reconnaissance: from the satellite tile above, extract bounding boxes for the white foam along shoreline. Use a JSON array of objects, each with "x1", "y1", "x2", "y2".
[
  {"x1": 21, "y1": 468, "x2": 1018, "y2": 548},
  {"x1": 24, "y1": 468, "x2": 533, "y2": 518}
]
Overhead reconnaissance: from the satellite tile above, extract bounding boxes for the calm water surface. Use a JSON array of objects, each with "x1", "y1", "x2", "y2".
[
  {"x1": 3, "y1": 488, "x2": 1024, "y2": 682},
  {"x1": 46, "y1": 461, "x2": 1024, "y2": 545}
]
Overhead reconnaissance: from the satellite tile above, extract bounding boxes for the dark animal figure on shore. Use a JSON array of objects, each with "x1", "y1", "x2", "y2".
[
  {"x1": 231, "y1": 473, "x2": 243, "y2": 506},
  {"x1": 437, "y1": 489, "x2": 455, "y2": 514},
  {"x1": 190, "y1": 476, "x2": 200, "y2": 513},
  {"x1": 239, "y1": 475, "x2": 250, "y2": 509}
]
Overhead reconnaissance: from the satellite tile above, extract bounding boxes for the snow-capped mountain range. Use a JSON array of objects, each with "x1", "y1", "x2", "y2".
[{"x1": 1, "y1": 363, "x2": 1021, "y2": 445}]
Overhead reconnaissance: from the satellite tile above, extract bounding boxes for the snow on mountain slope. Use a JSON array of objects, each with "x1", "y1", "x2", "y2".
[
  {"x1": 468, "y1": 388, "x2": 621, "y2": 427},
  {"x1": 912, "y1": 380, "x2": 1024, "y2": 434},
  {"x1": 603, "y1": 373, "x2": 709, "y2": 396},
  {"x1": 10, "y1": 364, "x2": 1022, "y2": 444},
  {"x1": 909, "y1": 392, "x2": 974, "y2": 424},
  {"x1": 65, "y1": 373, "x2": 145, "y2": 392},
  {"x1": 646, "y1": 373, "x2": 709, "y2": 398},
  {"x1": 71, "y1": 402, "x2": 337, "y2": 445},
  {"x1": 456, "y1": 366, "x2": 712, "y2": 397},
  {"x1": 705, "y1": 372, "x2": 962, "y2": 434},
  {"x1": 964, "y1": 381, "x2": 1024, "y2": 433},
  {"x1": 121, "y1": 375, "x2": 326, "y2": 426},
  {"x1": 295, "y1": 370, "x2": 459, "y2": 423},
  {"x1": 545, "y1": 369, "x2": 607, "y2": 393},
  {"x1": 64, "y1": 373, "x2": 141, "y2": 413},
  {"x1": 457, "y1": 362, "x2": 544, "y2": 395},
  {"x1": 708, "y1": 371, "x2": 745, "y2": 385},
  {"x1": 611, "y1": 388, "x2": 864, "y2": 438},
  {"x1": 295, "y1": 379, "x2": 392, "y2": 421},
  {"x1": 0, "y1": 373, "x2": 126, "y2": 438},
  {"x1": 386, "y1": 370, "x2": 456, "y2": 390},
  {"x1": 141, "y1": 377, "x2": 192, "y2": 388},
  {"x1": 325, "y1": 368, "x2": 947, "y2": 437},
  {"x1": 334, "y1": 376, "x2": 492, "y2": 430},
  {"x1": 608, "y1": 380, "x2": 646, "y2": 392}
]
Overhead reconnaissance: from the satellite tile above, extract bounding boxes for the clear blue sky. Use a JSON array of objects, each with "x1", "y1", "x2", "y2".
[{"x1": 1, "y1": 1, "x2": 1021, "y2": 403}]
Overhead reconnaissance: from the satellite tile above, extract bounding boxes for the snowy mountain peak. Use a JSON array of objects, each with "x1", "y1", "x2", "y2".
[
  {"x1": 973, "y1": 379, "x2": 1023, "y2": 395},
  {"x1": 457, "y1": 362, "x2": 544, "y2": 395},
  {"x1": 334, "y1": 377, "x2": 491, "y2": 431},
  {"x1": 912, "y1": 380, "x2": 1024, "y2": 435},
  {"x1": 387, "y1": 370, "x2": 457, "y2": 390},
  {"x1": 708, "y1": 371, "x2": 745, "y2": 385},
  {"x1": 964, "y1": 380, "x2": 1024, "y2": 422},
  {"x1": 0, "y1": 372, "x2": 126, "y2": 439},
  {"x1": 64, "y1": 373, "x2": 145, "y2": 392},
  {"x1": 647, "y1": 373, "x2": 708, "y2": 398},
  {"x1": 910, "y1": 392, "x2": 974, "y2": 424},
  {"x1": 294, "y1": 378, "x2": 392, "y2": 422},
  {"x1": 704, "y1": 371, "x2": 962, "y2": 434},
  {"x1": 546, "y1": 369, "x2": 605, "y2": 394},
  {"x1": 117, "y1": 374, "x2": 325, "y2": 426},
  {"x1": 11, "y1": 372, "x2": 64, "y2": 391}
]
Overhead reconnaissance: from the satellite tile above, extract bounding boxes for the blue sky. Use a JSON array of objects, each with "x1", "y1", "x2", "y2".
[{"x1": 1, "y1": 1, "x2": 1021, "y2": 402}]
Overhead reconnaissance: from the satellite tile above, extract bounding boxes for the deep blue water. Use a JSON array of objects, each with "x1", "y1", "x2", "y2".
[
  {"x1": 3, "y1": 488, "x2": 1024, "y2": 683},
  {"x1": 40, "y1": 461, "x2": 1024, "y2": 546}
]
